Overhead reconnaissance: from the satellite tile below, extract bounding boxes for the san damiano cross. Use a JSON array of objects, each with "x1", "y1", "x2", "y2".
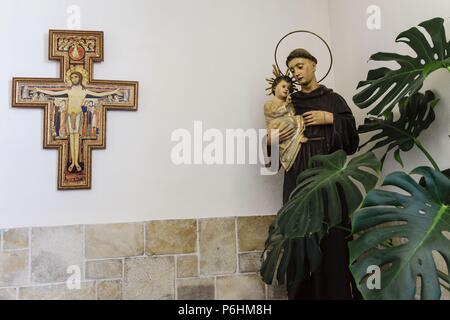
[{"x1": 12, "y1": 30, "x2": 138, "y2": 190}]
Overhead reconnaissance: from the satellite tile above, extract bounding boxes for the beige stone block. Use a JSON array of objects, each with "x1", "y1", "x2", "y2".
[
  {"x1": 216, "y1": 275, "x2": 265, "y2": 300},
  {"x1": 19, "y1": 282, "x2": 95, "y2": 300},
  {"x1": 0, "y1": 288, "x2": 17, "y2": 300},
  {"x1": 199, "y1": 218, "x2": 236, "y2": 275},
  {"x1": 237, "y1": 216, "x2": 275, "y2": 252},
  {"x1": 31, "y1": 226, "x2": 83, "y2": 283},
  {"x1": 98, "y1": 280, "x2": 122, "y2": 300},
  {"x1": 267, "y1": 284, "x2": 288, "y2": 300},
  {"x1": 239, "y1": 252, "x2": 263, "y2": 273},
  {"x1": 85, "y1": 223, "x2": 144, "y2": 259},
  {"x1": 146, "y1": 219, "x2": 197, "y2": 255},
  {"x1": 177, "y1": 278, "x2": 214, "y2": 300},
  {"x1": 3, "y1": 228, "x2": 29, "y2": 250},
  {"x1": 0, "y1": 251, "x2": 29, "y2": 287},
  {"x1": 123, "y1": 256, "x2": 175, "y2": 300},
  {"x1": 177, "y1": 255, "x2": 198, "y2": 278},
  {"x1": 86, "y1": 259, "x2": 123, "y2": 280}
]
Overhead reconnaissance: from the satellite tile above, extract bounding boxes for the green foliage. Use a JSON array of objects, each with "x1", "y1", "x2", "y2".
[
  {"x1": 278, "y1": 151, "x2": 380, "y2": 238},
  {"x1": 353, "y1": 17, "x2": 450, "y2": 116},
  {"x1": 262, "y1": 17, "x2": 450, "y2": 299},
  {"x1": 261, "y1": 151, "x2": 380, "y2": 285},
  {"x1": 349, "y1": 167, "x2": 450, "y2": 300},
  {"x1": 358, "y1": 91, "x2": 438, "y2": 167}
]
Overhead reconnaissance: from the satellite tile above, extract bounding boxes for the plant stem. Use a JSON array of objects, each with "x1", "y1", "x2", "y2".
[
  {"x1": 440, "y1": 280, "x2": 450, "y2": 292},
  {"x1": 414, "y1": 139, "x2": 440, "y2": 171},
  {"x1": 439, "y1": 278, "x2": 450, "y2": 292},
  {"x1": 381, "y1": 240, "x2": 393, "y2": 248},
  {"x1": 330, "y1": 224, "x2": 352, "y2": 233},
  {"x1": 438, "y1": 270, "x2": 450, "y2": 290}
]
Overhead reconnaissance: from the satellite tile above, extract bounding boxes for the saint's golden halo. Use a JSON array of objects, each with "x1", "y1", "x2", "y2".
[{"x1": 274, "y1": 30, "x2": 333, "y2": 84}]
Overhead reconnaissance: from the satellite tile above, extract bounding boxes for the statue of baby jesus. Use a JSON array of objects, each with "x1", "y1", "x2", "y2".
[{"x1": 264, "y1": 67, "x2": 307, "y2": 171}]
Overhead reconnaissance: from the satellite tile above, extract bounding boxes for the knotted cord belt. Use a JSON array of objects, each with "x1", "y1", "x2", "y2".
[{"x1": 302, "y1": 136, "x2": 325, "y2": 143}]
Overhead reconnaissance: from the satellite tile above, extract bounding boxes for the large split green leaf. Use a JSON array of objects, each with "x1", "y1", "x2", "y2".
[
  {"x1": 261, "y1": 150, "x2": 380, "y2": 285},
  {"x1": 349, "y1": 167, "x2": 450, "y2": 300},
  {"x1": 260, "y1": 225, "x2": 322, "y2": 285},
  {"x1": 353, "y1": 17, "x2": 450, "y2": 116},
  {"x1": 278, "y1": 150, "x2": 380, "y2": 238},
  {"x1": 358, "y1": 91, "x2": 438, "y2": 167}
]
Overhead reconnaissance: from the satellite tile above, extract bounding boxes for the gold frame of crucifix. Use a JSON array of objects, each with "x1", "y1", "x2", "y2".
[{"x1": 12, "y1": 30, "x2": 139, "y2": 190}]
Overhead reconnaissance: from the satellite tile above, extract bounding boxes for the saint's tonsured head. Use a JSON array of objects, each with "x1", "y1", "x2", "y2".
[
  {"x1": 286, "y1": 48, "x2": 318, "y2": 66},
  {"x1": 286, "y1": 48, "x2": 318, "y2": 87}
]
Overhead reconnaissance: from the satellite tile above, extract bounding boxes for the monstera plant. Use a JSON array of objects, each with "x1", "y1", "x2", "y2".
[
  {"x1": 358, "y1": 91, "x2": 439, "y2": 169},
  {"x1": 261, "y1": 150, "x2": 380, "y2": 285},
  {"x1": 350, "y1": 16, "x2": 450, "y2": 300},
  {"x1": 350, "y1": 167, "x2": 450, "y2": 300},
  {"x1": 261, "y1": 17, "x2": 450, "y2": 300},
  {"x1": 353, "y1": 17, "x2": 450, "y2": 116}
]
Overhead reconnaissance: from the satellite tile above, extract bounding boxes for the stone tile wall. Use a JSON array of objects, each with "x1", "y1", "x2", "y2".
[{"x1": 0, "y1": 215, "x2": 288, "y2": 300}]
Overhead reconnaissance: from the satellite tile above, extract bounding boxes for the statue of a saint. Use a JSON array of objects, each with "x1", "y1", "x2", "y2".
[{"x1": 268, "y1": 48, "x2": 360, "y2": 300}]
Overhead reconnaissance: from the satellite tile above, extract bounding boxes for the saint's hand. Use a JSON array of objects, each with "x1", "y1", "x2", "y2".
[
  {"x1": 286, "y1": 94, "x2": 292, "y2": 104},
  {"x1": 303, "y1": 110, "x2": 334, "y2": 126}
]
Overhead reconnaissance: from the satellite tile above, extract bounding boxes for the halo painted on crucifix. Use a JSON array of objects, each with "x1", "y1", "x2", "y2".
[{"x1": 12, "y1": 30, "x2": 139, "y2": 190}]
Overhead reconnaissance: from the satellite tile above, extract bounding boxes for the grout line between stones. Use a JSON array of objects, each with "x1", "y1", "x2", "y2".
[
  {"x1": 28, "y1": 228, "x2": 32, "y2": 285},
  {"x1": 196, "y1": 218, "x2": 201, "y2": 277},
  {"x1": 214, "y1": 276, "x2": 217, "y2": 300},
  {"x1": 82, "y1": 225, "x2": 86, "y2": 281},
  {"x1": 174, "y1": 255, "x2": 178, "y2": 300},
  {"x1": 235, "y1": 216, "x2": 239, "y2": 274},
  {"x1": 143, "y1": 222, "x2": 147, "y2": 257}
]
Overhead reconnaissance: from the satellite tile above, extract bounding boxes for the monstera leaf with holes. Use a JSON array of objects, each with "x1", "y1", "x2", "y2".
[
  {"x1": 353, "y1": 17, "x2": 450, "y2": 116},
  {"x1": 261, "y1": 150, "x2": 380, "y2": 285},
  {"x1": 349, "y1": 167, "x2": 450, "y2": 300},
  {"x1": 358, "y1": 90, "x2": 439, "y2": 167}
]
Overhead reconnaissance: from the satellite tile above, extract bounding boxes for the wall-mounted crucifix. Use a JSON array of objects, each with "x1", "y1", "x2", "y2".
[{"x1": 12, "y1": 30, "x2": 139, "y2": 190}]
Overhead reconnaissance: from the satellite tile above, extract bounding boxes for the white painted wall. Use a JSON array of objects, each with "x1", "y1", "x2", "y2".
[
  {"x1": 0, "y1": 0, "x2": 334, "y2": 228},
  {"x1": 329, "y1": 0, "x2": 450, "y2": 180},
  {"x1": 4, "y1": 0, "x2": 447, "y2": 229}
]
